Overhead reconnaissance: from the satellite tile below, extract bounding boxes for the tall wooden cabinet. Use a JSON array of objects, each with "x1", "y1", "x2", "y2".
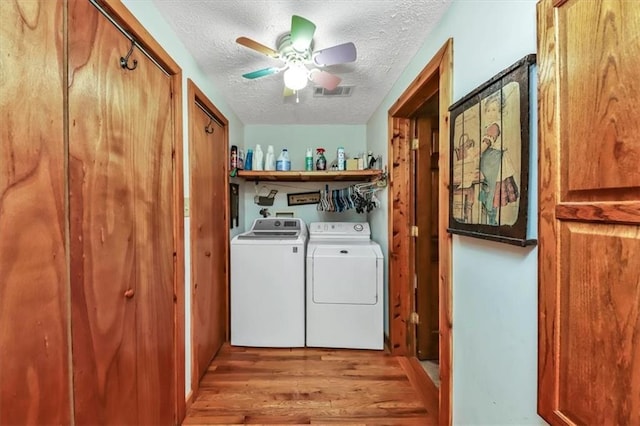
[
  {"x1": 537, "y1": 0, "x2": 640, "y2": 424},
  {"x1": 0, "y1": 1, "x2": 71, "y2": 423},
  {"x1": 1, "y1": 0, "x2": 181, "y2": 424},
  {"x1": 188, "y1": 81, "x2": 229, "y2": 392}
]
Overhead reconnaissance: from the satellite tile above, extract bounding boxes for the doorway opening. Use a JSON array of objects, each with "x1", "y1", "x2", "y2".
[
  {"x1": 387, "y1": 38, "x2": 453, "y2": 425},
  {"x1": 412, "y1": 96, "x2": 441, "y2": 386}
]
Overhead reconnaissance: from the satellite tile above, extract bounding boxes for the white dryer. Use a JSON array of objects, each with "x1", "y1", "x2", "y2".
[
  {"x1": 231, "y1": 218, "x2": 307, "y2": 347},
  {"x1": 306, "y1": 222, "x2": 383, "y2": 350}
]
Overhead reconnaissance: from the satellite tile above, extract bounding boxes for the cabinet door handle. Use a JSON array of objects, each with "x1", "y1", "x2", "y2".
[
  {"x1": 124, "y1": 289, "x2": 135, "y2": 299},
  {"x1": 205, "y1": 251, "x2": 211, "y2": 257}
]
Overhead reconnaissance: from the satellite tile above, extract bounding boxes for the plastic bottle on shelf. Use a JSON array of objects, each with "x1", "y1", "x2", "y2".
[
  {"x1": 245, "y1": 149, "x2": 253, "y2": 171},
  {"x1": 230, "y1": 145, "x2": 238, "y2": 169},
  {"x1": 315, "y1": 148, "x2": 327, "y2": 171},
  {"x1": 276, "y1": 148, "x2": 291, "y2": 171},
  {"x1": 238, "y1": 149, "x2": 244, "y2": 170},
  {"x1": 265, "y1": 145, "x2": 276, "y2": 171},
  {"x1": 254, "y1": 144, "x2": 263, "y2": 170},
  {"x1": 305, "y1": 148, "x2": 313, "y2": 171},
  {"x1": 337, "y1": 146, "x2": 345, "y2": 171}
]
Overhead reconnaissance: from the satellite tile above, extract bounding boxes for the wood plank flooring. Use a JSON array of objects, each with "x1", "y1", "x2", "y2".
[{"x1": 183, "y1": 344, "x2": 438, "y2": 425}]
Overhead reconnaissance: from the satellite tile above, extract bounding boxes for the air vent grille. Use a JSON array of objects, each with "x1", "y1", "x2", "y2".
[{"x1": 313, "y1": 86, "x2": 354, "y2": 97}]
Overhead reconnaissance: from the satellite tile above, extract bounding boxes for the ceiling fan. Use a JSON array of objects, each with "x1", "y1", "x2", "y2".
[{"x1": 236, "y1": 15, "x2": 357, "y2": 96}]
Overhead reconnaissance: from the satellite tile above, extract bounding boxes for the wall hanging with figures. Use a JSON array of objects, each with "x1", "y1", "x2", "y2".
[{"x1": 448, "y1": 54, "x2": 537, "y2": 247}]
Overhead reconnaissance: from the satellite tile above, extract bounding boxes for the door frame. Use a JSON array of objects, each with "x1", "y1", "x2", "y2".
[
  {"x1": 187, "y1": 79, "x2": 230, "y2": 399},
  {"x1": 387, "y1": 38, "x2": 453, "y2": 426},
  {"x1": 95, "y1": 0, "x2": 185, "y2": 422}
]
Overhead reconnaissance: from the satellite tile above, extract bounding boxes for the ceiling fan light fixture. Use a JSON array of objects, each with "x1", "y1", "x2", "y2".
[{"x1": 283, "y1": 65, "x2": 308, "y2": 91}]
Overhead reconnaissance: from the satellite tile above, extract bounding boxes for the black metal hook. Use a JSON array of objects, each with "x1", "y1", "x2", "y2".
[
  {"x1": 120, "y1": 40, "x2": 138, "y2": 71},
  {"x1": 205, "y1": 120, "x2": 214, "y2": 134}
]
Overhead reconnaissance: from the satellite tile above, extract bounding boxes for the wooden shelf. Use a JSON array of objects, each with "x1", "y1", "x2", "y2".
[{"x1": 236, "y1": 170, "x2": 382, "y2": 182}]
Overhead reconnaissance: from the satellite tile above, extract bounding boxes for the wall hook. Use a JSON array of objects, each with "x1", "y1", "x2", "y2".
[
  {"x1": 205, "y1": 119, "x2": 214, "y2": 134},
  {"x1": 120, "y1": 40, "x2": 138, "y2": 71}
]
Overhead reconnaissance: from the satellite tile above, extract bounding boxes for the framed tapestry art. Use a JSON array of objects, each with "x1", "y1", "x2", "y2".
[{"x1": 448, "y1": 54, "x2": 537, "y2": 246}]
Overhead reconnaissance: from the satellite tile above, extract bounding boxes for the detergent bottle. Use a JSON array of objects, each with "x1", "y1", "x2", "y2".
[{"x1": 316, "y1": 148, "x2": 327, "y2": 171}]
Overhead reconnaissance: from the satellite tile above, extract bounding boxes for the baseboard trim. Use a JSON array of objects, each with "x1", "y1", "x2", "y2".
[
  {"x1": 398, "y1": 356, "x2": 439, "y2": 418},
  {"x1": 185, "y1": 389, "x2": 194, "y2": 413}
]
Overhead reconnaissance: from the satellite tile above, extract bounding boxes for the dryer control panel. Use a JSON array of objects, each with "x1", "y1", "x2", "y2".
[{"x1": 309, "y1": 222, "x2": 371, "y2": 239}]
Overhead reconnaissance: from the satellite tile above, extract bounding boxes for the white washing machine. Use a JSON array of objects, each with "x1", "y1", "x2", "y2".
[
  {"x1": 231, "y1": 218, "x2": 307, "y2": 347},
  {"x1": 306, "y1": 222, "x2": 383, "y2": 350}
]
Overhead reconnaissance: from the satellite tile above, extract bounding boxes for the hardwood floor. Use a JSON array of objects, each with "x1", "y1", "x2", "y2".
[{"x1": 183, "y1": 344, "x2": 439, "y2": 425}]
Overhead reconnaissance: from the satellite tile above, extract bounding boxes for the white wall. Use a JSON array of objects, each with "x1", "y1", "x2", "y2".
[
  {"x1": 242, "y1": 125, "x2": 370, "y2": 227},
  {"x1": 121, "y1": 0, "x2": 245, "y2": 398},
  {"x1": 367, "y1": 0, "x2": 546, "y2": 424}
]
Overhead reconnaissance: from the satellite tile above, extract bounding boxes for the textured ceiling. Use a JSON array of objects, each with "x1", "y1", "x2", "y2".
[{"x1": 151, "y1": 0, "x2": 452, "y2": 125}]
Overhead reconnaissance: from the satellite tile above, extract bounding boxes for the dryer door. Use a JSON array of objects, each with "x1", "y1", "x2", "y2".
[{"x1": 311, "y1": 246, "x2": 378, "y2": 305}]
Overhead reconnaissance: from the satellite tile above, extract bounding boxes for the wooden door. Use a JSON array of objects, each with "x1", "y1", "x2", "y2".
[
  {"x1": 68, "y1": 0, "x2": 175, "y2": 423},
  {"x1": 0, "y1": 1, "x2": 71, "y2": 424},
  {"x1": 416, "y1": 115, "x2": 440, "y2": 361},
  {"x1": 189, "y1": 81, "x2": 229, "y2": 389},
  {"x1": 537, "y1": 0, "x2": 640, "y2": 424}
]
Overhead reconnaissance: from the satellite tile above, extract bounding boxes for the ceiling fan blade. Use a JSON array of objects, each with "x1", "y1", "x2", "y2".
[
  {"x1": 236, "y1": 36, "x2": 278, "y2": 58},
  {"x1": 290, "y1": 15, "x2": 316, "y2": 51},
  {"x1": 313, "y1": 42, "x2": 357, "y2": 66},
  {"x1": 310, "y1": 70, "x2": 341, "y2": 91},
  {"x1": 242, "y1": 67, "x2": 281, "y2": 79},
  {"x1": 283, "y1": 87, "x2": 295, "y2": 97}
]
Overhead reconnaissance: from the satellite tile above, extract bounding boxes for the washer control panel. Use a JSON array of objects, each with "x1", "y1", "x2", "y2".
[{"x1": 309, "y1": 222, "x2": 371, "y2": 238}]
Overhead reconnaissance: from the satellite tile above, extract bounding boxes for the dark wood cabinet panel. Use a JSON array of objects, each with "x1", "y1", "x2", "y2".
[
  {"x1": 1, "y1": 0, "x2": 181, "y2": 423},
  {"x1": 68, "y1": 0, "x2": 175, "y2": 423},
  {"x1": 0, "y1": 1, "x2": 71, "y2": 424}
]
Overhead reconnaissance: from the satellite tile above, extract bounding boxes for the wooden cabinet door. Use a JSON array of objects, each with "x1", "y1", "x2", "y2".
[
  {"x1": 68, "y1": 0, "x2": 175, "y2": 423},
  {"x1": 189, "y1": 84, "x2": 228, "y2": 388},
  {"x1": 0, "y1": 1, "x2": 70, "y2": 424},
  {"x1": 537, "y1": 0, "x2": 640, "y2": 424}
]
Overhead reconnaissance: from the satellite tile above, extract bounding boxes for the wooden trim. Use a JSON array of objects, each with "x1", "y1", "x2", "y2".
[
  {"x1": 387, "y1": 116, "x2": 412, "y2": 355},
  {"x1": 389, "y1": 42, "x2": 449, "y2": 117},
  {"x1": 555, "y1": 202, "x2": 640, "y2": 224},
  {"x1": 398, "y1": 357, "x2": 439, "y2": 418},
  {"x1": 100, "y1": 1, "x2": 185, "y2": 423},
  {"x1": 172, "y1": 71, "x2": 186, "y2": 426},
  {"x1": 185, "y1": 390, "x2": 195, "y2": 415},
  {"x1": 187, "y1": 80, "x2": 198, "y2": 399},
  {"x1": 536, "y1": 0, "x2": 560, "y2": 422},
  {"x1": 437, "y1": 39, "x2": 453, "y2": 426},
  {"x1": 388, "y1": 38, "x2": 453, "y2": 426}
]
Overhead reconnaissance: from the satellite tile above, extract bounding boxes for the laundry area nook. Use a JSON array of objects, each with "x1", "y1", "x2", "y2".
[{"x1": 5, "y1": 0, "x2": 637, "y2": 425}]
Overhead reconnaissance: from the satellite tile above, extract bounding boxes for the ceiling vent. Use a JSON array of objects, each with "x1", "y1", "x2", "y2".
[{"x1": 313, "y1": 85, "x2": 354, "y2": 97}]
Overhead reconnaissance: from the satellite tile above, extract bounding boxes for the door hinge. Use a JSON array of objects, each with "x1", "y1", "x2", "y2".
[
  {"x1": 411, "y1": 138, "x2": 419, "y2": 151},
  {"x1": 409, "y1": 312, "x2": 420, "y2": 324},
  {"x1": 411, "y1": 225, "x2": 419, "y2": 237}
]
